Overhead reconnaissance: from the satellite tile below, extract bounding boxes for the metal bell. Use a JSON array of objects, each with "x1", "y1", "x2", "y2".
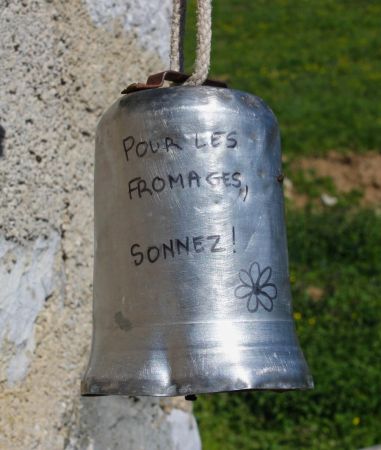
[{"x1": 82, "y1": 73, "x2": 313, "y2": 397}]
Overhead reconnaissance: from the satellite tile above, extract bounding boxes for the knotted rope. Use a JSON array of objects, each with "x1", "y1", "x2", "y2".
[{"x1": 169, "y1": 0, "x2": 212, "y2": 86}]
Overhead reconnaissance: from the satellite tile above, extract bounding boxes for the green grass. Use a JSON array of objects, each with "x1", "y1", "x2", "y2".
[
  {"x1": 194, "y1": 207, "x2": 381, "y2": 450},
  {"x1": 184, "y1": 0, "x2": 381, "y2": 157},
  {"x1": 182, "y1": 2, "x2": 381, "y2": 448}
]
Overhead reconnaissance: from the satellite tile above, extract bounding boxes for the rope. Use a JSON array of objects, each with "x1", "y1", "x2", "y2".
[
  {"x1": 170, "y1": 0, "x2": 187, "y2": 72},
  {"x1": 170, "y1": 0, "x2": 212, "y2": 86}
]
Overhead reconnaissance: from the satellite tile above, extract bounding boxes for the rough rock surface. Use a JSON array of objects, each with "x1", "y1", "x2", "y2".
[{"x1": 0, "y1": 1, "x2": 201, "y2": 449}]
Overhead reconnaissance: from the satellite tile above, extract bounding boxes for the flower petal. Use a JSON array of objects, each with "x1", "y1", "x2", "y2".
[
  {"x1": 239, "y1": 269, "x2": 252, "y2": 287},
  {"x1": 235, "y1": 284, "x2": 253, "y2": 299},
  {"x1": 249, "y1": 262, "x2": 260, "y2": 284},
  {"x1": 247, "y1": 294, "x2": 259, "y2": 312},
  {"x1": 260, "y1": 283, "x2": 277, "y2": 300},
  {"x1": 258, "y1": 266, "x2": 272, "y2": 286},
  {"x1": 257, "y1": 293, "x2": 274, "y2": 312}
]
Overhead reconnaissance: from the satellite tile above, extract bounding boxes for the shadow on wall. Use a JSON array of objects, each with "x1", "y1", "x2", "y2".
[{"x1": 0, "y1": 124, "x2": 5, "y2": 157}]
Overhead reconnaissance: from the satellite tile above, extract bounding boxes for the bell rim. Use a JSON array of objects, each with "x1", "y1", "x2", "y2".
[
  {"x1": 80, "y1": 375, "x2": 314, "y2": 397},
  {"x1": 120, "y1": 84, "x2": 273, "y2": 112}
]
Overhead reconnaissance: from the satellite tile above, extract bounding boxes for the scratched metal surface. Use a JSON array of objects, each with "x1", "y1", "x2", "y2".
[{"x1": 81, "y1": 86, "x2": 313, "y2": 396}]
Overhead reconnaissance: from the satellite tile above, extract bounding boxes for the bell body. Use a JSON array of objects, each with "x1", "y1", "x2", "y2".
[{"x1": 82, "y1": 86, "x2": 313, "y2": 396}]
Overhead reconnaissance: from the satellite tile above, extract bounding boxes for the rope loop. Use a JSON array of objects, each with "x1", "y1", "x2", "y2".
[
  {"x1": 169, "y1": 0, "x2": 187, "y2": 72},
  {"x1": 170, "y1": 0, "x2": 212, "y2": 86}
]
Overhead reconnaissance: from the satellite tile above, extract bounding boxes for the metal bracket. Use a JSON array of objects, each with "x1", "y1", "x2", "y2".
[{"x1": 122, "y1": 70, "x2": 228, "y2": 94}]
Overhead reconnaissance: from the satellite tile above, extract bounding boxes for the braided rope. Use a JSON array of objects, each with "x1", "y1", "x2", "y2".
[
  {"x1": 170, "y1": 0, "x2": 187, "y2": 72},
  {"x1": 170, "y1": 0, "x2": 212, "y2": 86}
]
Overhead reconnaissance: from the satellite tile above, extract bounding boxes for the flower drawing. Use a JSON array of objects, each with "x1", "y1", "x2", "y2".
[{"x1": 234, "y1": 262, "x2": 277, "y2": 312}]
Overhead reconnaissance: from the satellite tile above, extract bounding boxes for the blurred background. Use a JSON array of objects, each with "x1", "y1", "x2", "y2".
[
  {"x1": 1, "y1": 1, "x2": 380, "y2": 449},
  {"x1": 185, "y1": 1, "x2": 381, "y2": 449}
]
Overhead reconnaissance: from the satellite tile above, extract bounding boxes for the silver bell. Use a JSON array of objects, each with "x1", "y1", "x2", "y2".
[{"x1": 82, "y1": 73, "x2": 313, "y2": 397}]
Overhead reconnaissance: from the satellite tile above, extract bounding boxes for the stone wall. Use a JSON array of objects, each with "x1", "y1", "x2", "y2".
[{"x1": 0, "y1": 1, "x2": 201, "y2": 448}]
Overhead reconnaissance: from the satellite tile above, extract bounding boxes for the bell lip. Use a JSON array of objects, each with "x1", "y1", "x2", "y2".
[
  {"x1": 123, "y1": 83, "x2": 230, "y2": 96},
  {"x1": 121, "y1": 84, "x2": 268, "y2": 105},
  {"x1": 80, "y1": 377, "x2": 314, "y2": 398},
  {"x1": 118, "y1": 84, "x2": 278, "y2": 128}
]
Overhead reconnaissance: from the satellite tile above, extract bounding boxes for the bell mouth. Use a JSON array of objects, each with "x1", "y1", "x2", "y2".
[
  {"x1": 81, "y1": 374, "x2": 314, "y2": 398},
  {"x1": 81, "y1": 319, "x2": 313, "y2": 397},
  {"x1": 81, "y1": 385, "x2": 314, "y2": 398}
]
